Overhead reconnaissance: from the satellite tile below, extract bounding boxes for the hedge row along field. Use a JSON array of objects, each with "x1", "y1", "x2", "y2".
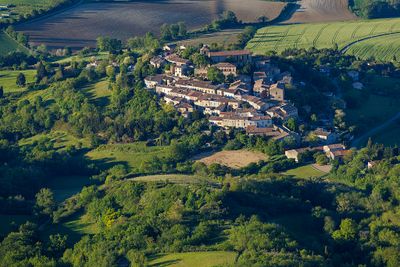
[{"x1": 247, "y1": 18, "x2": 400, "y2": 61}]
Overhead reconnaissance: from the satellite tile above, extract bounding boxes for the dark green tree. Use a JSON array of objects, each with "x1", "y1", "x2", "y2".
[{"x1": 16, "y1": 72, "x2": 26, "y2": 87}]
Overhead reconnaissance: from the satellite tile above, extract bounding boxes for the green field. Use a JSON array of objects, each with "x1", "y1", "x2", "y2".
[
  {"x1": 82, "y1": 79, "x2": 111, "y2": 106},
  {"x1": 149, "y1": 251, "x2": 236, "y2": 267},
  {"x1": 370, "y1": 122, "x2": 400, "y2": 146},
  {"x1": 178, "y1": 29, "x2": 243, "y2": 48},
  {"x1": 133, "y1": 174, "x2": 217, "y2": 187},
  {"x1": 0, "y1": 0, "x2": 63, "y2": 22},
  {"x1": 19, "y1": 131, "x2": 90, "y2": 151},
  {"x1": 0, "y1": 31, "x2": 29, "y2": 55},
  {"x1": 283, "y1": 165, "x2": 327, "y2": 179},
  {"x1": 47, "y1": 175, "x2": 93, "y2": 202},
  {"x1": 0, "y1": 69, "x2": 36, "y2": 93},
  {"x1": 86, "y1": 142, "x2": 170, "y2": 171},
  {"x1": 247, "y1": 18, "x2": 400, "y2": 61},
  {"x1": 54, "y1": 52, "x2": 109, "y2": 64},
  {"x1": 346, "y1": 94, "x2": 400, "y2": 129},
  {"x1": 42, "y1": 212, "x2": 98, "y2": 245}
]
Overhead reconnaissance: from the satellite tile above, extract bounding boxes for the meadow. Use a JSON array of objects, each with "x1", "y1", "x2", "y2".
[
  {"x1": 86, "y1": 142, "x2": 170, "y2": 171},
  {"x1": 247, "y1": 18, "x2": 400, "y2": 61},
  {"x1": 178, "y1": 29, "x2": 243, "y2": 48},
  {"x1": 81, "y1": 78, "x2": 111, "y2": 106},
  {"x1": 0, "y1": 31, "x2": 29, "y2": 56},
  {"x1": 149, "y1": 251, "x2": 236, "y2": 267},
  {"x1": 283, "y1": 164, "x2": 327, "y2": 179},
  {"x1": 0, "y1": 69, "x2": 36, "y2": 93}
]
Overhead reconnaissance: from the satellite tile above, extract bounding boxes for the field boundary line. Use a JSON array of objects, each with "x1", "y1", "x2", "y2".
[
  {"x1": 294, "y1": 26, "x2": 307, "y2": 49},
  {"x1": 389, "y1": 21, "x2": 398, "y2": 33},
  {"x1": 273, "y1": 26, "x2": 290, "y2": 51},
  {"x1": 351, "y1": 23, "x2": 363, "y2": 39},
  {"x1": 332, "y1": 24, "x2": 345, "y2": 45},
  {"x1": 370, "y1": 22, "x2": 380, "y2": 36},
  {"x1": 313, "y1": 24, "x2": 329, "y2": 47}
]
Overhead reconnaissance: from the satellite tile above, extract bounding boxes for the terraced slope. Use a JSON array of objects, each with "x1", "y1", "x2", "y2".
[{"x1": 247, "y1": 18, "x2": 400, "y2": 61}]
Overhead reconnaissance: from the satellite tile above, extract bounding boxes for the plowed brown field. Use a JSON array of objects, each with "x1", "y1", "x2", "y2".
[
  {"x1": 16, "y1": 0, "x2": 286, "y2": 50},
  {"x1": 285, "y1": 0, "x2": 356, "y2": 23}
]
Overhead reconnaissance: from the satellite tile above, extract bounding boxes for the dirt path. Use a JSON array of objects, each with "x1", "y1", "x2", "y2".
[
  {"x1": 284, "y1": 0, "x2": 356, "y2": 24},
  {"x1": 351, "y1": 112, "x2": 400, "y2": 147}
]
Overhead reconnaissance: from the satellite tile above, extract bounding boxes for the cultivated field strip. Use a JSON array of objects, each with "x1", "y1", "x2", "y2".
[{"x1": 247, "y1": 18, "x2": 400, "y2": 61}]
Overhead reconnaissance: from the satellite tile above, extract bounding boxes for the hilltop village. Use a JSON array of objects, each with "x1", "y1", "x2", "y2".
[{"x1": 143, "y1": 44, "x2": 351, "y2": 161}]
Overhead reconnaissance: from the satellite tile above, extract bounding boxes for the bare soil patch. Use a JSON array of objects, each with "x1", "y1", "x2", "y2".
[
  {"x1": 285, "y1": 0, "x2": 356, "y2": 23},
  {"x1": 196, "y1": 150, "x2": 267, "y2": 169},
  {"x1": 16, "y1": 0, "x2": 286, "y2": 50}
]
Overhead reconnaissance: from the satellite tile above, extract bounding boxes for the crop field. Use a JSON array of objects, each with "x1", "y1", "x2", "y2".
[
  {"x1": 286, "y1": 0, "x2": 356, "y2": 23},
  {"x1": 15, "y1": 0, "x2": 286, "y2": 49},
  {"x1": 149, "y1": 251, "x2": 236, "y2": 267},
  {"x1": 345, "y1": 33, "x2": 400, "y2": 61},
  {"x1": 247, "y1": 18, "x2": 400, "y2": 61},
  {"x1": 195, "y1": 149, "x2": 267, "y2": 169},
  {"x1": 0, "y1": 69, "x2": 36, "y2": 93},
  {"x1": 86, "y1": 142, "x2": 170, "y2": 171}
]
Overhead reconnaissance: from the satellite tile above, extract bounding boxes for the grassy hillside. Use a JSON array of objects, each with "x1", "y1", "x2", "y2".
[
  {"x1": 0, "y1": 31, "x2": 29, "y2": 56},
  {"x1": 86, "y1": 142, "x2": 170, "y2": 172},
  {"x1": 0, "y1": 69, "x2": 36, "y2": 93},
  {"x1": 0, "y1": 0, "x2": 72, "y2": 23},
  {"x1": 247, "y1": 18, "x2": 400, "y2": 61},
  {"x1": 149, "y1": 251, "x2": 236, "y2": 267}
]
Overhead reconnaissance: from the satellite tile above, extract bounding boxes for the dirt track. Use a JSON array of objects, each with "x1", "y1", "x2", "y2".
[{"x1": 285, "y1": 0, "x2": 356, "y2": 23}]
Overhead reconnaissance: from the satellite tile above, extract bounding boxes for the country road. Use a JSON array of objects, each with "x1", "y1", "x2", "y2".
[{"x1": 351, "y1": 112, "x2": 400, "y2": 147}]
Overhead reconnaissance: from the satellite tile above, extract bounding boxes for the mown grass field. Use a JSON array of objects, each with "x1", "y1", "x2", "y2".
[
  {"x1": 283, "y1": 164, "x2": 327, "y2": 179},
  {"x1": 86, "y1": 142, "x2": 170, "y2": 171},
  {"x1": 149, "y1": 251, "x2": 236, "y2": 267},
  {"x1": 247, "y1": 18, "x2": 400, "y2": 61},
  {"x1": 0, "y1": 69, "x2": 36, "y2": 93}
]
